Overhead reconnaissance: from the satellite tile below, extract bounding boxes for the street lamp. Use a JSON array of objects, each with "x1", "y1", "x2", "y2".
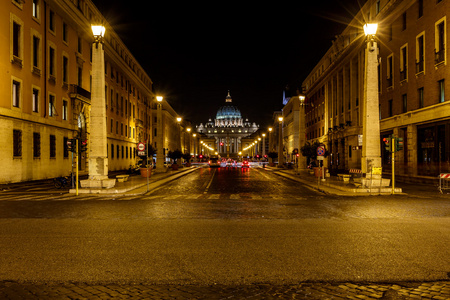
[
  {"x1": 176, "y1": 117, "x2": 182, "y2": 151},
  {"x1": 262, "y1": 133, "x2": 266, "y2": 159},
  {"x1": 298, "y1": 94, "x2": 307, "y2": 169},
  {"x1": 186, "y1": 127, "x2": 191, "y2": 154},
  {"x1": 278, "y1": 116, "x2": 284, "y2": 167},
  {"x1": 362, "y1": 23, "x2": 383, "y2": 186},
  {"x1": 80, "y1": 24, "x2": 115, "y2": 189},
  {"x1": 155, "y1": 96, "x2": 165, "y2": 173}
]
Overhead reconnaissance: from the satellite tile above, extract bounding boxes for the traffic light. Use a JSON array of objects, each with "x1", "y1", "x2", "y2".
[
  {"x1": 80, "y1": 139, "x2": 87, "y2": 152},
  {"x1": 67, "y1": 139, "x2": 76, "y2": 152},
  {"x1": 395, "y1": 137, "x2": 404, "y2": 152},
  {"x1": 382, "y1": 137, "x2": 391, "y2": 152}
]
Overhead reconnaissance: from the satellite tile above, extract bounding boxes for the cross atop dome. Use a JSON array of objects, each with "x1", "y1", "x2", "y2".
[{"x1": 225, "y1": 90, "x2": 232, "y2": 103}]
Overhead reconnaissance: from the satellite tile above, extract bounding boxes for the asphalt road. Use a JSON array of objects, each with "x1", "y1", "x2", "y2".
[{"x1": 0, "y1": 166, "x2": 449, "y2": 286}]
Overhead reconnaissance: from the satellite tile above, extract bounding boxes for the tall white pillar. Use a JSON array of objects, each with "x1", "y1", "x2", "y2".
[{"x1": 80, "y1": 31, "x2": 115, "y2": 189}]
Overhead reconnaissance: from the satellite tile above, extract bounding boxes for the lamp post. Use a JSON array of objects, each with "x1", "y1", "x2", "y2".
[
  {"x1": 262, "y1": 133, "x2": 266, "y2": 159},
  {"x1": 277, "y1": 116, "x2": 284, "y2": 167},
  {"x1": 155, "y1": 96, "x2": 165, "y2": 173},
  {"x1": 80, "y1": 25, "x2": 115, "y2": 189},
  {"x1": 192, "y1": 133, "x2": 196, "y2": 158},
  {"x1": 362, "y1": 23, "x2": 383, "y2": 185},
  {"x1": 176, "y1": 117, "x2": 182, "y2": 156},
  {"x1": 298, "y1": 95, "x2": 307, "y2": 169},
  {"x1": 185, "y1": 127, "x2": 191, "y2": 155}
]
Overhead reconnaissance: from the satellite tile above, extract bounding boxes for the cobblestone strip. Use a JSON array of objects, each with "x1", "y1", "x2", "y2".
[{"x1": 0, "y1": 281, "x2": 448, "y2": 299}]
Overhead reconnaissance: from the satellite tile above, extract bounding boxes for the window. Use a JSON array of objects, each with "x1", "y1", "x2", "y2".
[
  {"x1": 50, "y1": 135, "x2": 56, "y2": 158},
  {"x1": 416, "y1": 33, "x2": 425, "y2": 73},
  {"x1": 32, "y1": 88, "x2": 39, "y2": 112},
  {"x1": 77, "y1": 37, "x2": 82, "y2": 54},
  {"x1": 387, "y1": 55, "x2": 393, "y2": 87},
  {"x1": 418, "y1": 87, "x2": 424, "y2": 108},
  {"x1": 111, "y1": 143, "x2": 114, "y2": 158},
  {"x1": 12, "y1": 21, "x2": 22, "y2": 62},
  {"x1": 62, "y1": 22, "x2": 68, "y2": 43},
  {"x1": 13, "y1": 129, "x2": 22, "y2": 157},
  {"x1": 49, "y1": 94, "x2": 55, "y2": 116},
  {"x1": 435, "y1": 19, "x2": 446, "y2": 64},
  {"x1": 33, "y1": 132, "x2": 41, "y2": 158},
  {"x1": 402, "y1": 94, "x2": 407, "y2": 113},
  {"x1": 388, "y1": 99, "x2": 393, "y2": 117},
  {"x1": 62, "y1": 56, "x2": 68, "y2": 83},
  {"x1": 32, "y1": 35, "x2": 40, "y2": 69},
  {"x1": 400, "y1": 45, "x2": 408, "y2": 81},
  {"x1": 418, "y1": 0, "x2": 423, "y2": 18},
  {"x1": 62, "y1": 100, "x2": 68, "y2": 120},
  {"x1": 49, "y1": 10, "x2": 55, "y2": 32},
  {"x1": 12, "y1": 80, "x2": 20, "y2": 107},
  {"x1": 49, "y1": 46, "x2": 55, "y2": 77},
  {"x1": 438, "y1": 79, "x2": 445, "y2": 103},
  {"x1": 32, "y1": 0, "x2": 40, "y2": 19},
  {"x1": 376, "y1": 0, "x2": 380, "y2": 14},
  {"x1": 77, "y1": 66, "x2": 82, "y2": 86}
]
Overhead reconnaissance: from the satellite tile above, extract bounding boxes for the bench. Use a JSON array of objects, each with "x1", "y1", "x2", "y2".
[
  {"x1": 337, "y1": 174, "x2": 351, "y2": 182},
  {"x1": 349, "y1": 169, "x2": 363, "y2": 187},
  {"x1": 116, "y1": 174, "x2": 129, "y2": 182}
]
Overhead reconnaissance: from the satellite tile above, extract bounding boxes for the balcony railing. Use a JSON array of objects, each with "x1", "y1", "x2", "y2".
[
  {"x1": 387, "y1": 77, "x2": 393, "y2": 88},
  {"x1": 400, "y1": 68, "x2": 407, "y2": 81},
  {"x1": 69, "y1": 84, "x2": 91, "y2": 104},
  {"x1": 435, "y1": 48, "x2": 445, "y2": 65},
  {"x1": 416, "y1": 60, "x2": 424, "y2": 73}
]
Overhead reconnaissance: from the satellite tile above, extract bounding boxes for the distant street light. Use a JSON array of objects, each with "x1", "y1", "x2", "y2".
[
  {"x1": 278, "y1": 116, "x2": 284, "y2": 167},
  {"x1": 298, "y1": 94, "x2": 307, "y2": 169},
  {"x1": 155, "y1": 96, "x2": 165, "y2": 173},
  {"x1": 177, "y1": 117, "x2": 182, "y2": 151}
]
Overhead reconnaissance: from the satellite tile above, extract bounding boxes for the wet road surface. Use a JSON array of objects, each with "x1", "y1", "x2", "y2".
[{"x1": 0, "y1": 166, "x2": 448, "y2": 298}]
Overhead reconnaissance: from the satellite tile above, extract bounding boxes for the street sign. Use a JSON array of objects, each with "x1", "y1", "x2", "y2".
[
  {"x1": 138, "y1": 151, "x2": 146, "y2": 156},
  {"x1": 137, "y1": 142, "x2": 145, "y2": 151},
  {"x1": 317, "y1": 145, "x2": 325, "y2": 156}
]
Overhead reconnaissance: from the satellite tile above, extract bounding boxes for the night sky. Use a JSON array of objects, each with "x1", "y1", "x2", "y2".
[{"x1": 92, "y1": 0, "x2": 367, "y2": 129}]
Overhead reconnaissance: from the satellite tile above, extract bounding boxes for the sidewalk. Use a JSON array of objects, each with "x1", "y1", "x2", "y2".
[
  {"x1": 269, "y1": 166, "x2": 445, "y2": 197},
  {"x1": 69, "y1": 166, "x2": 198, "y2": 195}
]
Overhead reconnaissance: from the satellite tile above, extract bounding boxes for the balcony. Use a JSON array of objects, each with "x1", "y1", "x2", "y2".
[
  {"x1": 416, "y1": 60, "x2": 424, "y2": 74},
  {"x1": 435, "y1": 49, "x2": 445, "y2": 65},
  {"x1": 400, "y1": 68, "x2": 407, "y2": 81},
  {"x1": 387, "y1": 77, "x2": 393, "y2": 88},
  {"x1": 69, "y1": 84, "x2": 91, "y2": 104}
]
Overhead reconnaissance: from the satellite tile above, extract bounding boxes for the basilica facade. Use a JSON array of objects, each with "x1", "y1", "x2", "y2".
[{"x1": 196, "y1": 92, "x2": 259, "y2": 158}]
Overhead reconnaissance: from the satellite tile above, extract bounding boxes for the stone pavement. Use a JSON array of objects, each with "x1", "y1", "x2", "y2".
[{"x1": 0, "y1": 281, "x2": 449, "y2": 299}]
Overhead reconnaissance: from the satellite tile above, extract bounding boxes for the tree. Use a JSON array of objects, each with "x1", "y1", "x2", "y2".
[
  {"x1": 267, "y1": 151, "x2": 278, "y2": 159},
  {"x1": 146, "y1": 144, "x2": 157, "y2": 158},
  {"x1": 182, "y1": 152, "x2": 191, "y2": 163},
  {"x1": 300, "y1": 141, "x2": 328, "y2": 166},
  {"x1": 167, "y1": 149, "x2": 183, "y2": 164}
]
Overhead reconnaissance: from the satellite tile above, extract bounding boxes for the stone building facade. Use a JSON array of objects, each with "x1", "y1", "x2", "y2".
[
  {"x1": 1, "y1": 0, "x2": 156, "y2": 183},
  {"x1": 301, "y1": 0, "x2": 450, "y2": 182}
]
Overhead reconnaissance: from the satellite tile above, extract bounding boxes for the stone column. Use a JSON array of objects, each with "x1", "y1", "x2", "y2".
[
  {"x1": 81, "y1": 40, "x2": 115, "y2": 189},
  {"x1": 361, "y1": 40, "x2": 386, "y2": 187}
]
